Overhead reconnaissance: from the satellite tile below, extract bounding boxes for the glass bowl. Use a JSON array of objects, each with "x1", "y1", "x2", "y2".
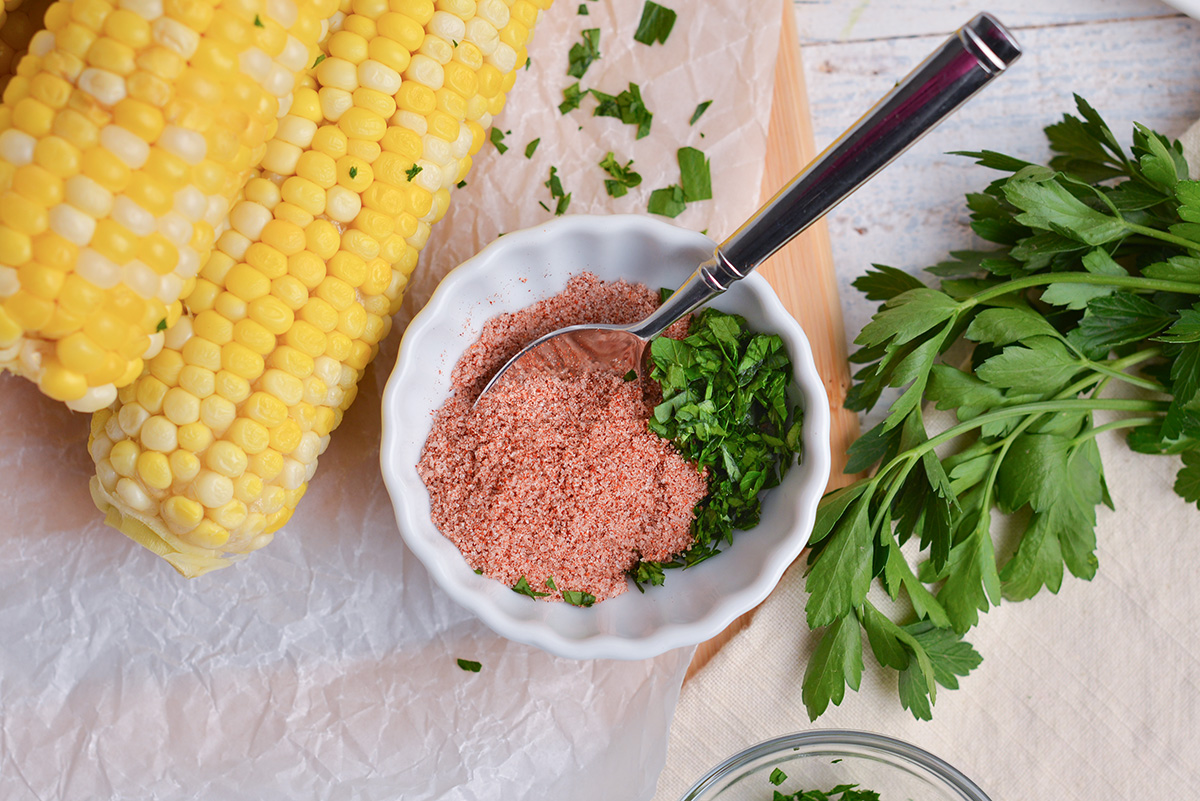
[{"x1": 680, "y1": 730, "x2": 991, "y2": 801}]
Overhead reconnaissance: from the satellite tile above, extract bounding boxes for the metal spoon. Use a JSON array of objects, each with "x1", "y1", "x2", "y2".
[{"x1": 476, "y1": 13, "x2": 1022, "y2": 403}]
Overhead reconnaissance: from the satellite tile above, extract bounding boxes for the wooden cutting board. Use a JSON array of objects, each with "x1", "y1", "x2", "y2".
[{"x1": 686, "y1": 0, "x2": 861, "y2": 680}]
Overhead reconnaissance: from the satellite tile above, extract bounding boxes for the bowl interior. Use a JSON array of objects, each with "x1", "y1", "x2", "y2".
[
  {"x1": 379, "y1": 215, "x2": 831, "y2": 659},
  {"x1": 681, "y1": 730, "x2": 992, "y2": 801}
]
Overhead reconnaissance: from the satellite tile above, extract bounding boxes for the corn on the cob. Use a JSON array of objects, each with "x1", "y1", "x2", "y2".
[
  {"x1": 0, "y1": 0, "x2": 338, "y2": 410},
  {"x1": 88, "y1": 0, "x2": 552, "y2": 577}
]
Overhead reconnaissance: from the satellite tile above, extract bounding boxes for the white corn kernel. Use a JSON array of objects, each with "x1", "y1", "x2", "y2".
[
  {"x1": 276, "y1": 116, "x2": 317, "y2": 148},
  {"x1": 404, "y1": 55, "x2": 444, "y2": 90},
  {"x1": 101, "y1": 125, "x2": 150, "y2": 168},
  {"x1": 116, "y1": 478, "x2": 153, "y2": 511},
  {"x1": 112, "y1": 196, "x2": 156, "y2": 236},
  {"x1": 118, "y1": 402, "x2": 150, "y2": 437},
  {"x1": 78, "y1": 69, "x2": 128, "y2": 107},
  {"x1": 194, "y1": 470, "x2": 234, "y2": 508},
  {"x1": 318, "y1": 87, "x2": 354, "y2": 121},
  {"x1": 0, "y1": 129, "x2": 36, "y2": 165},
  {"x1": 123, "y1": 261, "x2": 160, "y2": 299},
  {"x1": 48, "y1": 204, "x2": 96, "y2": 246},
  {"x1": 324, "y1": 186, "x2": 361, "y2": 223},
  {"x1": 357, "y1": 60, "x2": 401, "y2": 95},
  {"x1": 153, "y1": 17, "x2": 200, "y2": 59}
]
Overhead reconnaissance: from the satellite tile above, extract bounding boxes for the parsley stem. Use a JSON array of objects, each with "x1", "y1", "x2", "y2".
[
  {"x1": 1084, "y1": 358, "x2": 1166, "y2": 393},
  {"x1": 1122, "y1": 222, "x2": 1200, "y2": 253},
  {"x1": 1070, "y1": 416, "x2": 1158, "y2": 445},
  {"x1": 966, "y1": 273, "x2": 1200, "y2": 307}
]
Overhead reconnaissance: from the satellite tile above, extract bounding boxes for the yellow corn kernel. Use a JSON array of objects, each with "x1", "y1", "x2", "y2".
[
  {"x1": 233, "y1": 473, "x2": 264, "y2": 504},
  {"x1": 368, "y1": 36, "x2": 410, "y2": 73},
  {"x1": 221, "y1": 341, "x2": 264, "y2": 380},
  {"x1": 305, "y1": 219, "x2": 340, "y2": 259},
  {"x1": 233, "y1": 317, "x2": 275, "y2": 355},
  {"x1": 109, "y1": 439, "x2": 140, "y2": 477},
  {"x1": 136, "y1": 376, "x2": 170, "y2": 414},
  {"x1": 281, "y1": 176, "x2": 326, "y2": 216},
  {"x1": 140, "y1": 415, "x2": 178, "y2": 452},
  {"x1": 296, "y1": 149, "x2": 337, "y2": 188},
  {"x1": 227, "y1": 417, "x2": 270, "y2": 454},
  {"x1": 214, "y1": 292, "x2": 248, "y2": 323},
  {"x1": 205, "y1": 440, "x2": 248, "y2": 479},
  {"x1": 136, "y1": 450, "x2": 172, "y2": 490},
  {"x1": 299, "y1": 297, "x2": 338, "y2": 331},
  {"x1": 210, "y1": 499, "x2": 248, "y2": 530},
  {"x1": 194, "y1": 468, "x2": 234, "y2": 508},
  {"x1": 180, "y1": 336, "x2": 220, "y2": 372},
  {"x1": 378, "y1": 12, "x2": 424, "y2": 51},
  {"x1": 325, "y1": 331, "x2": 352, "y2": 361},
  {"x1": 396, "y1": 81, "x2": 435, "y2": 115},
  {"x1": 200, "y1": 393, "x2": 237, "y2": 434},
  {"x1": 267, "y1": 345, "x2": 314, "y2": 379},
  {"x1": 184, "y1": 519, "x2": 230, "y2": 549},
  {"x1": 261, "y1": 220, "x2": 306, "y2": 256},
  {"x1": 162, "y1": 386, "x2": 200, "y2": 425},
  {"x1": 162, "y1": 495, "x2": 204, "y2": 532},
  {"x1": 250, "y1": 449, "x2": 284, "y2": 480},
  {"x1": 177, "y1": 421, "x2": 215, "y2": 453},
  {"x1": 311, "y1": 125, "x2": 348, "y2": 159},
  {"x1": 245, "y1": 243, "x2": 288, "y2": 280},
  {"x1": 225, "y1": 263, "x2": 271, "y2": 302},
  {"x1": 328, "y1": 251, "x2": 368, "y2": 286}
]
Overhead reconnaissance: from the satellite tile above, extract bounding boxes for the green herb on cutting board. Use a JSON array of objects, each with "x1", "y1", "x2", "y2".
[
  {"x1": 591, "y1": 82, "x2": 653, "y2": 139},
  {"x1": 801, "y1": 95, "x2": 1200, "y2": 721},
  {"x1": 631, "y1": 309, "x2": 803, "y2": 589}
]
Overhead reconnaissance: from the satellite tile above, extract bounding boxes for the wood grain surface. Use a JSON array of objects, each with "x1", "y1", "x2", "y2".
[{"x1": 684, "y1": 0, "x2": 860, "y2": 682}]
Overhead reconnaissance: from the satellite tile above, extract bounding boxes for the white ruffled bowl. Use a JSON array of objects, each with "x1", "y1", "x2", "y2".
[{"x1": 380, "y1": 215, "x2": 831, "y2": 660}]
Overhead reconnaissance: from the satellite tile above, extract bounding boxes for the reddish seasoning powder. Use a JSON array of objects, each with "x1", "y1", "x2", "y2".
[{"x1": 417, "y1": 273, "x2": 708, "y2": 603}]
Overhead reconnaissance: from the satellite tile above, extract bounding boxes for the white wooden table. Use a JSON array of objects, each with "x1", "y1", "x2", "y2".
[{"x1": 655, "y1": 3, "x2": 1200, "y2": 799}]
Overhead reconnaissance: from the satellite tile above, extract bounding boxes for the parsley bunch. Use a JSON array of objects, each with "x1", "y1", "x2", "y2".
[
  {"x1": 803, "y1": 96, "x2": 1200, "y2": 720},
  {"x1": 633, "y1": 308, "x2": 803, "y2": 588}
]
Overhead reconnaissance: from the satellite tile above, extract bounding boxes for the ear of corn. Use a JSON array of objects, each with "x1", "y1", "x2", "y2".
[
  {"x1": 0, "y1": 0, "x2": 339, "y2": 411},
  {"x1": 88, "y1": 0, "x2": 553, "y2": 577}
]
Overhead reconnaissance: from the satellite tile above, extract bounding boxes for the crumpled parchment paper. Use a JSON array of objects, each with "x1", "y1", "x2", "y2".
[{"x1": 0, "y1": 2, "x2": 779, "y2": 798}]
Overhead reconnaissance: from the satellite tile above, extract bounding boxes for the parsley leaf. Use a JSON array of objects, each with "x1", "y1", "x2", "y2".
[
  {"x1": 577, "y1": 2, "x2": 588, "y2": 13},
  {"x1": 543, "y1": 166, "x2": 571, "y2": 216},
  {"x1": 598, "y1": 151, "x2": 642, "y2": 197},
  {"x1": 456, "y1": 658, "x2": 482, "y2": 672},
  {"x1": 648, "y1": 185, "x2": 685, "y2": 218},
  {"x1": 678, "y1": 146, "x2": 712, "y2": 202},
  {"x1": 591, "y1": 82, "x2": 652, "y2": 138},
  {"x1": 567, "y1": 28, "x2": 600, "y2": 79},
  {"x1": 562, "y1": 590, "x2": 596, "y2": 607},
  {"x1": 633, "y1": 1, "x2": 677, "y2": 45},
  {"x1": 525, "y1": 137, "x2": 540, "y2": 158},
  {"x1": 559, "y1": 82, "x2": 585, "y2": 114},
  {"x1": 512, "y1": 576, "x2": 549, "y2": 598},
  {"x1": 404, "y1": 164, "x2": 421, "y2": 181},
  {"x1": 156, "y1": 318, "x2": 167, "y2": 332},
  {"x1": 489, "y1": 127, "x2": 508, "y2": 154},
  {"x1": 769, "y1": 768, "x2": 788, "y2": 786},
  {"x1": 690, "y1": 100, "x2": 712, "y2": 126}
]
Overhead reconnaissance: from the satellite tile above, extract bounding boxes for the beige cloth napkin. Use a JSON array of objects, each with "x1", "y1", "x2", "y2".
[{"x1": 653, "y1": 127, "x2": 1200, "y2": 800}]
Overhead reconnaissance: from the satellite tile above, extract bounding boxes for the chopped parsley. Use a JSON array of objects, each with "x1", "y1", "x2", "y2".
[
  {"x1": 313, "y1": 53, "x2": 326, "y2": 68},
  {"x1": 678, "y1": 146, "x2": 712, "y2": 201},
  {"x1": 512, "y1": 576, "x2": 549, "y2": 598},
  {"x1": 772, "y1": 784, "x2": 878, "y2": 801},
  {"x1": 633, "y1": 1, "x2": 676, "y2": 45},
  {"x1": 348, "y1": 165, "x2": 358, "y2": 179},
  {"x1": 562, "y1": 590, "x2": 596, "y2": 607},
  {"x1": 156, "y1": 318, "x2": 167, "y2": 332},
  {"x1": 598, "y1": 151, "x2": 642, "y2": 198},
  {"x1": 489, "y1": 127, "x2": 508, "y2": 154},
  {"x1": 769, "y1": 768, "x2": 788, "y2": 786},
  {"x1": 253, "y1": 14, "x2": 264, "y2": 27},
  {"x1": 525, "y1": 56, "x2": 531, "y2": 70},
  {"x1": 405, "y1": 163, "x2": 422, "y2": 181},
  {"x1": 544, "y1": 576, "x2": 557, "y2": 590},
  {"x1": 525, "y1": 137, "x2": 541, "y2": 158},
  {"x1": 567, "y1": 27, "x2": 601, "y2": 79},
  {"x1": 544, "y1": 166, "x2": 571, "y2": 215},
  {"x1": 689, "y1": 99, "x2": 712, "y2": 125},
  {"x1": 623, "y1": 369, "x2": 638, "y2": 382},
  {"x1": 456, "y1": 180, "x2": 467, "y2": 189},
  {"x1": 591, "y1": 82, "x2": 652, "y2": 139},
  {"x1": 559, "y1": 82, "x2": 585, "y2": 114},
  {"x1": 538, "y1": 200, "x2": 550, "y2": 211},
  {"x1": 647, "y1": 184, "x2": 685, "y2": 218},
  {"x1": 456, "y1": 658, "x2": 482, "y2": 672},
  {"x1": 577, "y1": 3, "x2": 588, "y2": 13}
]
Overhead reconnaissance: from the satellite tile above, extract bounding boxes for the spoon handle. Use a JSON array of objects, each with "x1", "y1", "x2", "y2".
[
  {"x1": 629, "y1": 12, "x2": 1022, "y2": 340},
  {"x1": 716, "y1": 12, "x2": 1021, "y2": 282}
]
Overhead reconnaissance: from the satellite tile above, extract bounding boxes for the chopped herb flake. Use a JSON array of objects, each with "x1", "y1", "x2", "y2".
[
  {"x1": 313, "y1": 54, "x2": 326, "y2": 68},
  {"x1": 678, "y1": 146, "x2": 712, "y2": 201},
  {"x1": 545, "y1": 576, "x2": 557, "y2": 590},
  {"x1": 555, "y1": 194, "x2": 571, "y2": 215},
  {"x1": 513, "y1": 576, "x2": 549, "y2": 598},
  {"x1": 769, "y1": 768, "x2": 788, "y2": 786},
  {"x1": 562, "y1": 589, "x2": 597, "y2": 607},
  {"x1": 525, "y1": 56, "x2": 531, "y2": 70},
  {"x1": 456, "y1": 658, "x2": 482, "y2": 672},
  {"x1": 648, "y1": 184, "x2": 686, "y2": 218},
  {"x1": 591, "y1": 82, "x2": 652, "y2": 139},
  {"x1": 538, "y1": 200, "x2": 550, "y2": 211},
  {"x1": 559, "y1": 82, "x2": 584, "y2": 114},
  {"x1": 456, "y1": 180, "x2": 467, "y2": 189},
  {"x1": 156, "y1": 318, "x2": 167, "y2": 332},
  {"x1": 633, "y1": 1, "x2": 676, "y2": 45},
  {"x1": 525, "y1": 138, "x2": 541, "y2": 158},
  {"x1": 545, "y1": 165, "x2": 564, "y2": 198},
  {"x1": 348, "y1": 166, "x2": 358, "y2": 179},
  {"x1": 452, "y1": 39, "x2": 458, "y2": 47},
  {"x1": 599, "y1": 151, "x2": 642, "y2": 198},
  {"x1": 405, "y1": 164, "x2": 422, "y2": 181},
  {"x1": 623, "y1": 369, "x2": 638, "y2": 382},
  {"x1": 690, "y1": 100, "x2": 712, "y2": 125},
  {"x1": 567, "y1": 28, "x2": 601, "y2": 79},
  {"x1": 253, "y1": 14, "x2": 264, "y2": 27},
  {"x1": 489, "y1": 127, "x2": 508, "y2": 154},
  {"x1": 577, "y1": 3, "x2": 588, "y2": 13}
]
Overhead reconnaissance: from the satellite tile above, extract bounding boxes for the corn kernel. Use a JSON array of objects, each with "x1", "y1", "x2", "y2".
[
  {"x1": 233, "y1": 317, "x2": 275, "y2": 354},
  {"x1": 250, "y1": 449, "x2": 284, "y2": 480},
  {"x1": 177, "y1": 421, "x2": 214, "y2": 453},
  {"x1": 140, "y1": 414, "x2": 178, "y2": 452},
  {"x1": 200, "y1": 393, "x2": 237, "y2": 434},
  {"x1": 227, "y1": 417, "x2": 270, "y2": 454},
  {"x1": 180, "y1": 336, "x2": 220, "y2": 372},
  {"x1": 136, "y1": 376, "x2": 169, "y2": 414},
  {"x1": 163, "y1": 386, "x2": 200, "y2": 425},
  {"x1": 184, "y1": 519, "x2": 230, "y2": 549},
  {"x1": 163, "y1": 495, "x2": 204, "y2": 531},
  {"x1": 210, "y1": 499, "x2": 248, "y2": 530},
  {"x1": 136, "y1": 450, "x2": 173, "y2": 489},
  {"x1": 206, "y1": 440, "x2": 247, "y2": 479},
  {"x1": 194, "y1": 469, "x2": 235, "y2": 507},
  {"x1": 270, "y1": 274, "x2": 309, "y2": 310},
  {"x1": 267, "y1": 345, "x2": 314, "y2": 378}
]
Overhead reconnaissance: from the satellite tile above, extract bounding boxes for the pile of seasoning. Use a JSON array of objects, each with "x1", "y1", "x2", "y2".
[{"x1": 417, "y1": 273, "x2": 706, "y2": 603}]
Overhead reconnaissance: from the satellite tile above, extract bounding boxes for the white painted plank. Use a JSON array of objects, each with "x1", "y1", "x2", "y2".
[
  {"x1": 793, "y1": 0, "x2": 1184, "y2": 44},
  {"x1": 794, "y1": 14, "x2": 1200, "y2": 344}
]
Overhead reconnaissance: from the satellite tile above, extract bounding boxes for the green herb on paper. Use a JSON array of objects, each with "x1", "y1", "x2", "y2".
[
  {"x1": 648, "y1": 185, "x2": 685, "y2": 218},
  {"x1": 544, "y1": 165, "x2": 571, "y2": 215},
  {"x1": 490, "y1": 127, "x2": 508, "y2": 154},
  {"x1": 456, "y1": 180, "x2": 467, "y2": 189},
  {"x1": 599, "y1": 151, "x2": 642, "y2": 197},
  {"x1": 513, "y1": 575, "x2": 549, "y2": 598},
  {"x1": 568, "y1": 28, "x2": 601, "y2": 79},
  {"x1": 560, "y1": 82, "x2": 585, "y2": 114},
  {"x1": 577, "y1": 3, "x2": 588, "y2": 13},
  {"x1": 678, "y1": 146, "x2": 712, "y2": 201},
  {"x1": 633, "y1": 309, "x2": 802, "y2": 583},
  {"x1": 690, "y1": 100, "x2": 712, "y2": 125},
  {"x1": 591, "y1": 82, "x2": 653, "y2": 139},
  {"x1": 801, "y1": 95, "x2": 1200, "y2": 723},
  {"x1": 525, "y1": 138, "x2": 541, "y2": 158},
  {"x1": 633, "y1": 1, "x2": 677, "y2": 45},
  {"x1": 563, "y1": 590, "x2": 597, "y2": 607},
  {"x1": 456, "y1": 658, "x2": 482, "y2": 672}
]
